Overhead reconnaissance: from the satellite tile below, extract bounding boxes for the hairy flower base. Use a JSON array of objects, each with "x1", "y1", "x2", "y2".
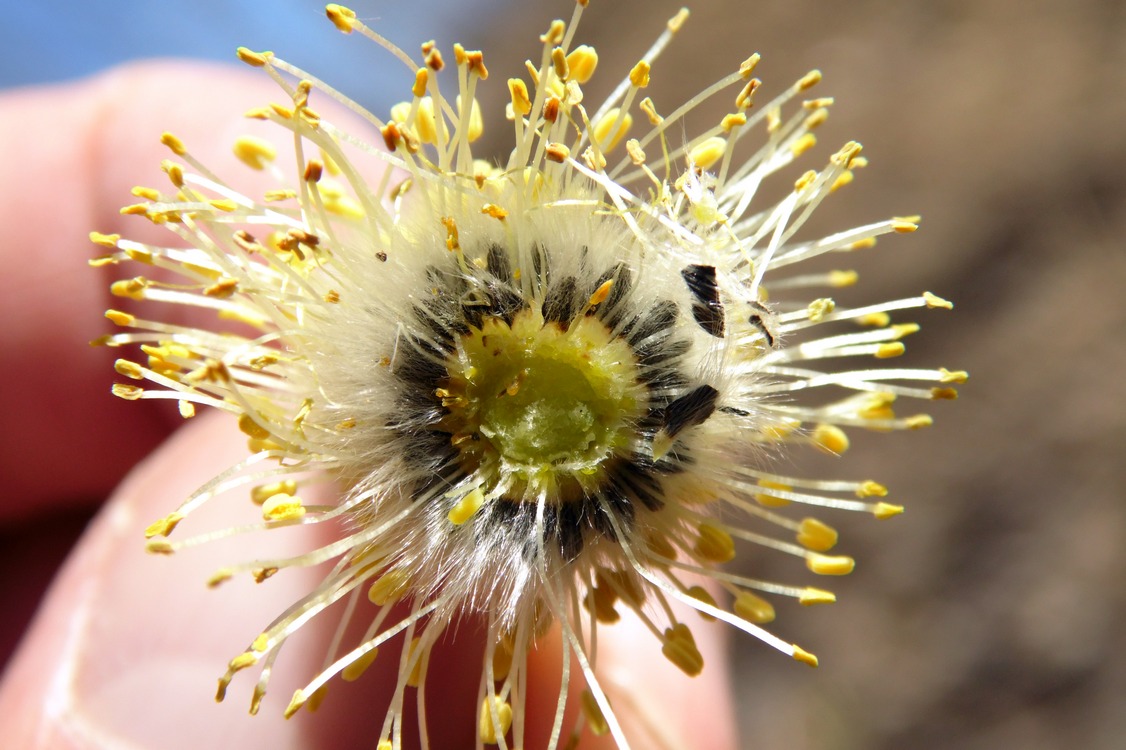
[{"x1": 94, "y1": 2, "x2": 964, "y2": 747}]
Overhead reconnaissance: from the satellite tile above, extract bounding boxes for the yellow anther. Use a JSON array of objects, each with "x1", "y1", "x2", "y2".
[
  {"x1": 857, "y1": 481, "x2": 888, "y2": 498},
  {"x1": 252, "y1": 567, "x2": 278, "y2": 583},
  {"x1": 264, "y1": 189, "x2": 296, "y2": 201},
  {"x1": 206, "y1": 568, "x2": 233, "y2": 588},
  {"x1": 508, "y1": 78, "x2": 532, "y2": 116},
  {"x1": 592, "y1": 108, "x2": 632, "y2": 152},
  {"x1": 114, "y1": 359, "x2": 144, "y2": 380},
  {"x1": 448, "y1": 487, "x2": 485, "y2": 525},
  {"x1": 739, "y1": 52, "x2": 761, "y2": 78},
  {"x1": 755, "y1": 479, "x2": 792, "y2": 507},
  {"x1": 667, "y1": 7, "x2": 690, "y2": 32},
  {"x1": 694, "y1": 522, "x2": 736, "y2": 563},
  {"x1": 102, "y1": 308, "x2": 136, "y2": 326},
  {"x1": 792, "y1": 644, "x2": 819, "y2": 667},
  {"x1": 931, "y1": 387, "x2": 959, "y2": 400},
  {"x1": 940, "y1": 368, "x2": 969, "y2": 384},
  {"x1": 804, "y1": 107, "x2": 830, "y2": 130},
  {"x1": 441, "y1": 216, "x2": 460, "y2": 251},
  {"x1": 868, "y1": 502, "x2": 904, "y2": 520},
  {"x1": 236, "y1": 47, "x2": 272, "y2": 67},
  {"x1": 160, "y1": 132, "x2": 186, "y2": 155},
  {"x1": 124, "y1": 247, "x2": 153, "y2": 264},
  {"x1": 228, "y1": 651, "x2": 258, "y2": 672},
  {"x1": 813, "y1": 424, "x2": 849, "y2": 455},
  {"x1": 460, "y1": 95, "x2": 484, "y2": 141},
  {"x1": 689, "y1": 136, "x2": 726, "y2": 170},
  {"x1": 251, "y1": 633, "x2": 270, "y2": 653},
  {"x1": 685, "y1": 585, "x2": 718, "y2": 621},
  {"x1": 478, "y1": 696, "x2": 513, "y2": 744},
  {"x1": 481, "y1": 203, "x2": 508, "y2": 220},
  {"x1": 325, "y1": 4, "x2": 356, "y2": 32},
  {"x1": 799, "y1": 587, "x2": 837, "y2": 606},
  {"x1": 797, "y1": 518, "x2": 839, "y2": 551},
  {"x1": 794, "y1": 172, "x2": 817, "y2": 197},
  {"x1": 807, "y1": 297, "x2": 835, "y2": 321},
  {"x1": 251, "y1": 481, "x2": 298, "y2": 507},
  {"x1": 639, "y1": 97, "x2": 662, "y2": 125},
  {"x1": 412, "y1": 67, "x2": 429, "y2": 98},
  {"x1": 176, "y1": 398, "x2": 194, "y2": 417},
  {"x1": 721, "y1": 112, "x2": 747, "y2": 132},
  {"x1": 342, "y1": 648, "x2": 378, "y2": 682},
  {"x1": 204, "y1": 278, "x2": 238, "y2": 298},
  {"x1": 492, "y1": 642, "x2": 514, "y2": 681},
  {"x1": 90, "y1": 231, "x2": 121, "y2": 249},
  {"x1": 798, "y1": 69, "x2": 823, "y2": 90},
  {"x1": 876, "y1": 342, "x2": 906, "y2": 359},
  {"x1": 893, "y1": 220, "x2": 919, "y2": 233},
  {"x1": 232, "y1": 135, "x2": 276, "y2": 170},
  {"x1": 144, "y1": 513, "x2": 183, "y2": 539},
  {"x1": 368, "y1": 570, "x2": 410, "y2": 606},
  {"x1": 283, "y1": 689, "x2": 306, "y2": 719},
  {"x1": 923, "y1": 292, "x2": 953, "y2": 309},
  {"x1": 831, "y1": 170, "x2": 855, "y2": 192},
  {"x1": 145, "y1": 539, "x2": 174, "y2": 554},
  {"x1": 735, "y1": 78, "x2": 761, "y2": 109},
  {"x1": 661, "y1": 623, "x2": 704, "y2": 676},
  {"x1": 629, "y1": 60, "x2": 651, "y2": 88},
  {"x1": 465, "y1": 49, "x2": 489, "y2": 79},
  {"x1": 261, "y1": 493, "x2": 304, "y2": 522},
  {"x1": 906, "y1": 414, "x2": 933, "y2": 429},
  {"x1": 545, "y1": 142, "x2": 571, "y2": 163},
  {"x1": 208, "y1": 198, "x2": 238, "y2": 213},
  {"x1": 551, "y1": 47, "x2": 569, "y2": 80},
  {"x1": 826, "y1": 269, "x2": 858, "y2": 288},
  {"x1": 626, "y1": 139, "x2": 646, "y2": 166},
  {"x1": 377, "y1": 742, "x2": 393, "y2": 750},
  {"x1": 734, "y1": 591, "x2": 776, "y2": 624},
  {"x1": 566, "y1": 45, "x2": 598, "y2": 83},
  {"x1": 130, "y1": 186, "x2": 160, "y2": 201},
  {"x1": 112, "y1": 383, "x2": 143, "y2": 400},
  {"x1": 806, "y1": 553, "x2": 856, "y2": 576},
  {"x1": 790, "y1": 132, "x2": 817, "y2": 156},
  {"x1": 540, "y1": 19, "x2": 565, "y2": 44},
  {"x1": 850, "y1": 236, "x2": 878, "y2": 252},
  {"x1": 588, "y1": 279, "x2": 614, "y2": 306},
  {"x1": 111, "y1": 277, "x2": 148, "y2": 300},
  {"x1": 238, "y1": 413, "x2": 270, "y2": 440}
]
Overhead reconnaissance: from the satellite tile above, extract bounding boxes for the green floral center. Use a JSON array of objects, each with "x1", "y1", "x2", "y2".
[{"x1": 442, "y1": 308, "x2": 643, "y2": 488}]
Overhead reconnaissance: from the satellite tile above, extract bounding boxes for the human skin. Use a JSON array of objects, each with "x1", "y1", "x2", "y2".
[{"x1": 0, "y1": 62, "x2": 736, "y2": 749}]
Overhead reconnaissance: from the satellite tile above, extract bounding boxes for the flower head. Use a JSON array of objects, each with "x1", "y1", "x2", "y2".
[{"x1": 94, "y1": 2, "x2": 964, "y2": 747}]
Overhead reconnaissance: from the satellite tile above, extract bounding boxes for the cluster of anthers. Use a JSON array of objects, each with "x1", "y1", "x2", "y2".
[{"x1": 92, "y1": 2, "x2": 964, "y2": 748}]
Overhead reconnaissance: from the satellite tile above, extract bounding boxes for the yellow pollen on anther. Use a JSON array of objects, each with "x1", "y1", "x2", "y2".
[
  {"x1": 325, "y1": 4, "x2": 356, "y2": 33},
  {"x1": 228, "y1": 651, "x2": 258, "y2": 672},
  {"x1": 873, "y1": 502, "x2": 905, "y2": 519},
  {"x1": 734, "y1": 591, "x2": 776, "y2": 624},
  {"x1": 792, "y1": 644, "x2": 819, "y2": 667},
  {"x1": 799, "y1": 587, "x2": 837, "y2": 605},
  {"x1": 807, "y1": 297, "x2": 835, "y2": 321},
  {"x1": 661, "y1": 623, "x2": 704, "y2": 676},
  {"x1": 799, "y1": 69, "x2": 823, "y2": 90},
  {"x1": 368, "y1": 570, "x2": 410, "y2": 606},
  {"x1": 114, "y1": 359, "x2": 144, "y2": 379},
  {"x1": 342, "y1": 648, "x2": 379, "y2": 682},
  {"x1": 754, "y1": 479, "x2": 791, "y2": 507},
  {"x1": 806, "y1": 553, "x2": 856, "y2": 576},
  {"x1": 857, "y1": 480, "x2": 888, "y2": 498},
  {"x1": 940, "y1": 368, "x2": 969, "y2": 384},
  {"x1": 145, "y1": 539, "x2": 174, "y2": 554},
  {"x1": 694, "y1": 522, "x2": 736, "y2": 563},
  {"x1": 238, "y1": 413, "x2": 271, "y2": 440},
  {"x1": 923, "y1": 291, "x2": 953, "y2": 309},
  {"x1": 160, "y1": 132, "x2": 186, "y2": 155},
  {"x1": 906, "y1": 414, "x2": 934, "y2": 429},
  {"x1": 251, "y1": 480, "x2": 297, "y2": 505},
  {"x1": 144, "y1": 513, "x2": 184, "y2": 539},
  {"x1": 876, "y1": 342, "x2": 906, "y2": 359},
  {"x1": 893, "y1": 220, "x2": 919, "y2": 233},
  {"x1": 829, "y1": 269, "x2": 858, "y2": 287},
  {"x1": 283, "y1": 689, "x2": 306, "y2": 719},
  {"x1": 209, "y1": 198, "x2": 238, "y2": 213},
  {"x1": 566, "y1": 45, "x2": 598, "y2": 83},
  {"x1": 232, "y1": 136, "x2": 277, "y2": 170},
  {"x1": 790, "y1": 132, "x2": 817, "y2": 156},
  {"x1": 508, "y1": 79, "x2": 532, "y2": 116},
  {"x1": 592, "y1": 108, "x2": 632, "y2": 152},
  {"x1": 112, "y1": 383, "x2": 144, "y2": 400},
  {"x1": 478, "y1": 696, "x2": 513, "y2": 745},
  {"x1": 685, "y1": 585, "x2": 718, "y2": 621},
  {"x1": 629, "y1": 60, "x2": 651, "y2": 88},
  {"x1": 412, "y1": 68, "x2": 428, "y2": 98},
  {"x1": 735, "y1": 78, "x2": 760, "y2": 109},
  {"x1": 236, "y1": 47, "x2": 272, "y2": 67},
  {"x1": 689, "y1": 137, "x2": 726, "y2": 170},
  {"x1": 588, "y1": 279, "x2": 614, "y2": 306},
  {"x1": 813, "y1": 424, "x2": 849, "y2": 455},
  {"x1": 447, "y1": 487, "x2": 485, "y2": 525},
  {"x1": 260, "y1": 493, "x2": 305, "y2": 522},
  {"x1": 797, "y1": 518, "x2": 839, "y2": 551}
]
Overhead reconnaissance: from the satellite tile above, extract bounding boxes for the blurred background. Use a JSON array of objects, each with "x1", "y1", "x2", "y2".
[{"x1": 3, "y1": 1, "x2": 1124, "y2": 748}]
